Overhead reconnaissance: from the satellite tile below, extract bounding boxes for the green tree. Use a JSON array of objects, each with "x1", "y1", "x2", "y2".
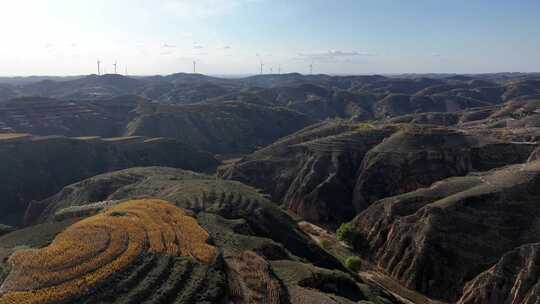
[
  {"x1": 336, "y1": 223, "x2": 358, "y2": 246},
  {"x1": 345, "y1": 256, "x2": 362, "y2": 272}
]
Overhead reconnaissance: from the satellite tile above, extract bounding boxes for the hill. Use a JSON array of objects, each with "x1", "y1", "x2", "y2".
[
  {"x1": 0, "y1": 135, "x2": 218, "y2": 226},
  {"x1": 0, "y1": 96, "x2": 316, "y2": 155},
  {"x1": 349, "y1": 160, "x2": 540, "y2": 301},
  {"x1": 2, "y1": 72, "x2": 540, "y2": 302},
  {"x1": 19, "y1": 74, "x2": 143, "y2": 100},
  {"x1": 1, "y1": 168, "x2": 399, "y2": 303},
  {"x1": 220, "y1": 121, "x2": 536, "y2": 227},
  {"x1": 0, "y1": 95, "x2": 143, "y2": 136},
  {"x1": 127, "y1": 101, "x2": 316, "y2": 154},
  {"x1": 0, "y1": 199, "x2": 218, "y2": 304}
]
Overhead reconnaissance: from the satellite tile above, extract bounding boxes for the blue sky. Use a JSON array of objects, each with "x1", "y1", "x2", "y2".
[{"x1": 1, "y1": 0, "x2": 539, "y2": 75}]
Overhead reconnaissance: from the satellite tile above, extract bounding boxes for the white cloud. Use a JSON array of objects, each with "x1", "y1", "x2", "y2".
[
  {"x1": 193, "y1": 43, "x2": 204, "y2": 49},
  {"x1": 161, "y1": 43, "x2": 177, "y2": 48},
  {"x1": 298, "y1": 50, "x2": 377, "y2": 61}
]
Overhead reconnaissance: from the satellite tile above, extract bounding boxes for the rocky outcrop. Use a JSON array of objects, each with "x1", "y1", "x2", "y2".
[
  {"x1": 459, "y1": 242, "x2": 540, "y2": 304},
  {"x1": 351, "y1": 160, "x2": 540, "y2": 301}
]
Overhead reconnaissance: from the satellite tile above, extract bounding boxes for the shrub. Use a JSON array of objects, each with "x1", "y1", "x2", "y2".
[
  {"x1": 345, "y1": 256, "x2": 362, "y2": 272},
  {"x1": 336, "y1": 223, "x2": 358, "y2": 246},
  {"x1": 0, "y1": 224, "x2": 14, "y2": 236}
]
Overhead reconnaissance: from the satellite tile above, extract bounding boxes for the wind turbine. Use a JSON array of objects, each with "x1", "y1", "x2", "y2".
[
  {"x1": 309, "y1": 61, "x2": 314, "y2": 75},
  {"x1": 97, "y1": 60, "x2": 101, "y2": 75},
  {"x1": 113, "y1": 61, "x2": 118, "y2": 74},
  {"x1": 278, "y1": 65, "x2": 281, "y2": 74},
  {"x1": 193, "y1": 60, "x2": 197, "y2": 73},
  {"x1": 256, "y1": 54, "x2": 265, "y2": 75}
]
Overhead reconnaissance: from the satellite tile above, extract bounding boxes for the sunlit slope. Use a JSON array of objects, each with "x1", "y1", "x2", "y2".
[{"x1": 0, "y1": 199, "x2": 217, "y2": 304}]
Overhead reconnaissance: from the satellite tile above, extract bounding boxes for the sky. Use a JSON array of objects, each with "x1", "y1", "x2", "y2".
[{"x1": 0, "y1": 0, "x2": 539, "y2": 76}]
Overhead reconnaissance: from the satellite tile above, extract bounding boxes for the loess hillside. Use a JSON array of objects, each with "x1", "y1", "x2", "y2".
[
  {"x1": 349, "y1": 160, "x2": 540, "y2": 302},
  {"x1": 0, "y1": 199, "x2": 217, "y2": 304},
  {"x1": 220, "y1": 120, "x2": 536, "y2": 227},
  {"x1": 0, "y1": 134, "x2": 218, "y2": 226},
  {"x1": 0, "y1": 169, "x2": 400, "y2": 304},
  {"x1": 2, "y1": 72, "x2": 540, "y2": 303},
  {"x1": 127, "y1": 101, "x2": 316, "y2": 154}
]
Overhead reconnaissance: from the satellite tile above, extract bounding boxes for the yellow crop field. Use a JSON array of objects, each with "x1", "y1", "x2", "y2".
[{"x1": 0, "y1": 199, "x2": 217, "y2": 304}]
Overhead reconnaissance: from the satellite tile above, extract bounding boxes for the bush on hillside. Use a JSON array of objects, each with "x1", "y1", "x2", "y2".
[
  {"x1": 345, "y1": 256, "x2": 362, "y2": 272},
  {"x1": 336, "y1": 223, "x2": 358, "y2": 246}
]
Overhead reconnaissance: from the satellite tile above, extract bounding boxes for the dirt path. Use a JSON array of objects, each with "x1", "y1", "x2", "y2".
[{"x1": 359, "y1": 271, "x2": 448, "y2": 304}]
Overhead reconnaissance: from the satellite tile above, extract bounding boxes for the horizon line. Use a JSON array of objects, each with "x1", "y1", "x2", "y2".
[{"x1": 1, "y1": 71, "x2": 539, "y2": 79}]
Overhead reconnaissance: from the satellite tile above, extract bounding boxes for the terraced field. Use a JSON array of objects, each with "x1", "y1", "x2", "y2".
[
  {"x1": 0, "y1": 199, "x2": 218, "y2": 304},
  {"x1": 226, "y1": 251, "x2": 283, "y2": 303},
  {"x1": 4, "y1": 167, "x2": 402, "y2": 304},
  {"x1": 0, "y1": 96, "x2": 143, "y2": 137}
]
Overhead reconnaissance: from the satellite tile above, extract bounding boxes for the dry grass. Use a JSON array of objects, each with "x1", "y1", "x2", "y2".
[
  {"x1": 0, "y1": 199, "x2": 216, "y2": 304},
  {"x1": 288, "y1": 286, "x2": 336, "y2": 304},
  {"x1": 226, "y1": 251, "x2": 282, "y2": 304},
  {"x1": 0, "y1": 133, "x2": 30, "y2": 141}
]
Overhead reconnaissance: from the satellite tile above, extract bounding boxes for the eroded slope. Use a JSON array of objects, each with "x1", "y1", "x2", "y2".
[{"x1": 350, "y1": 161, "x2": 540, "y2": 301}]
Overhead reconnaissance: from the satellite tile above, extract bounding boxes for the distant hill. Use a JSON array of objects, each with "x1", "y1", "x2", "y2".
[
  {"x1": 127, "y1": 101, "x2": 316, "y2": 154},
  {"x1": 0, "y1": 95, "x2": 143, "y2": 136},
  {"x1": 1, "y1": 72, "x2": 538, "y2": 105},
  {"x1": 19, "y1": 74, "x2": 143, "y2": 100},
  {"x1": 0, "y1": 134, "x2": 218, "y2": 226}
]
